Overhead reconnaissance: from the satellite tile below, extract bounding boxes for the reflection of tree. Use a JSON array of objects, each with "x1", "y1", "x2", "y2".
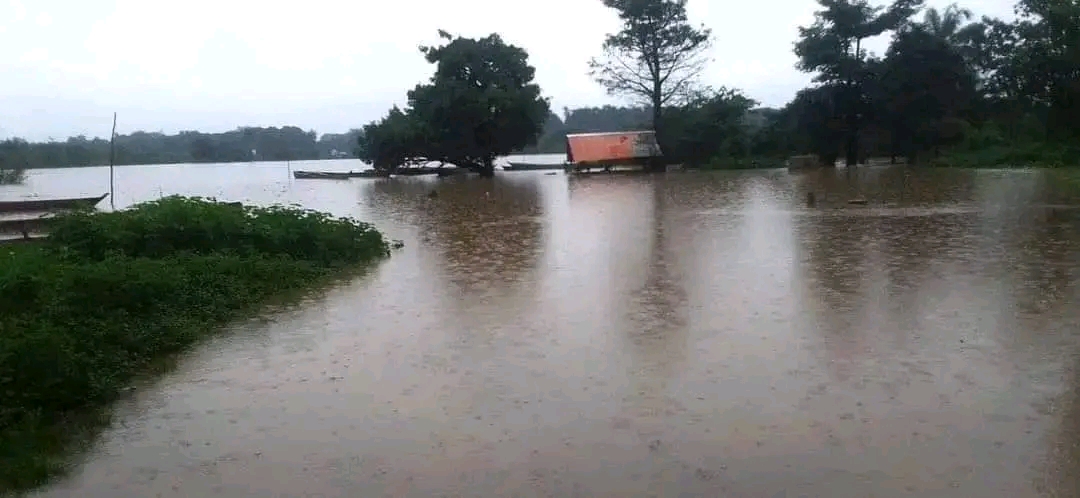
[
  {"x1": 361, "y1": 176, "x2": 547, "y2": 299},
  {"x1": 620, "y1": 177, "x2": 689, "y2": 423}
]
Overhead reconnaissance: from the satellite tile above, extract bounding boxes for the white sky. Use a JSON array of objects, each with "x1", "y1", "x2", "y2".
[{"x1": 0, "y1": 0, "x2": 1016, "y2": 141}]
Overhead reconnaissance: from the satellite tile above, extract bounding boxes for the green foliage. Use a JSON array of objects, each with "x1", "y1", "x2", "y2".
[
  {"x1": 358, "y1": 31, "x2": 550, "y2": 177},
  {"x1": 0, "y1": 197, "x2": 390, "y2": 491},
  {"x1": 47, "y1": 196, "x2": 388, "y2": 265},
  {"x1": 928, "y1": 140, "x2": 1080, "y2": 167},
  {"x1": 775, "y1": 0, "x2": 1080, "y2": 166},
  {"x1": 660, "y1": 88, "x2": 758, "y2": 166},
  {"x1": 590, "y1": 0, "x2": 712, "y2": 130},
  {"x1": 794, "y1": 0, "x2": 924, "y2": 165},
  {"x1": 879, "y1": 17, "x2": 978, "y2": 162},
  {"x1": 0, "y1": 166, "x2": 24, "y2": 185}
]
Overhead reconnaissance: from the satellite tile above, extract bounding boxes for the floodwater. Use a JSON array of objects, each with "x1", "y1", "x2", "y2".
[{"x1": 8, "y1": 159, "x2": 1080, "y2": 497}]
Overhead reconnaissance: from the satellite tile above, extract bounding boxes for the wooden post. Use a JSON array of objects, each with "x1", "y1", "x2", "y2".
[{"x1": 109, "y1": 112, "x2": 117, "y2": 210}]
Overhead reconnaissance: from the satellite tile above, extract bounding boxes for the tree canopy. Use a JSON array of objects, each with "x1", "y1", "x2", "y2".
[
  {"x1": 589, "y1": 0, "x2": 712, "y2": 134},
  {"x1": 357, "y1": 31, "x2": 550, "y2": 177}
]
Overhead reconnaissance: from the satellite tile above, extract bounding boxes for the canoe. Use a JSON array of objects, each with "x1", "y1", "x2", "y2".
[
  {"x1": 504, "y1": 162, "x2": 566, "y2": 171},
  {"x1": 0, "y1": 193, "x2": 108, "y2": 214},
  {"x1": 393, "y1": 167, "x2": 444, "y2": 177},
  {"x1": 293, "y1": 171, "x2": 354, "y2": 180}
]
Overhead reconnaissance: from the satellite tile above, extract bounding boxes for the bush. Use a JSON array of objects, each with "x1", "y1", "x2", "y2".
[
  {"x1": 932, "y1": 142, "x2": 1080, "y2": 168},
  {"x1": 47, "y1": 196, "x2": 389, "y2": 264},
  {"x1": 0, "y1": 167, "x2": 25, "y2": 185},
  {"x1": 0, "y1": 196, "x2": 391, "y2": 491}
]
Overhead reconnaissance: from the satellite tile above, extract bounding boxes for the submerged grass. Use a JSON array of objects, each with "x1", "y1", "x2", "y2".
[
  {"x1": 0, "y1": 196, "x2": 392, "y2": 493},
  {"x1": 931, "y1": 143, "x2": 1080, "y2": 168}
]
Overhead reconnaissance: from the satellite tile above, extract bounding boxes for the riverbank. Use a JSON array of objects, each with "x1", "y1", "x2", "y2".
[{"x1": 0, "y1": 197, "x2": 392, "y2": 493}]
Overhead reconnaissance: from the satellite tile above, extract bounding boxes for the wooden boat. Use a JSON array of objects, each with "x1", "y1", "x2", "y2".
[
  {"x1": 394, "y1": 166, "x2": 444, "y2": 177},
  {"x1": 293, "y1": 167, "x2": 456, "y2": 180},
  {"x1": 0, "y1": 193, "x2": 108, "y2": 214},
  {"x1": 504, "y1": 162, "x2": 566, "y2": 171},
  {"x1": 0, "y1": 213, "x2": 54, "y2": 239},
  {"x1": 293, "y1": 171, "x2": 354, "y2": 180}
]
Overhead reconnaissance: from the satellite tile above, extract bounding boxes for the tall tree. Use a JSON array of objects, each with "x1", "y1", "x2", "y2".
[
  {"x1": 1009, "y1": 0, "x2": 1080, "y2": 140},
  {"x1": 881, "y1": 19, "x2": 978, "y2": 162},
  {"x1": 795, "y1": 0, "x2": 923, "y2": 166},
  {"x1": 589, "y1": 0, "x2": 712, "y2": 137},
  {"x1": 358, "y1": 31, "x2": 551, "y2": 177}
]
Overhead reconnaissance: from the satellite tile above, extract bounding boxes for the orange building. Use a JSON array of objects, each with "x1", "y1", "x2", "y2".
[{"x1": 565, "y1": 131, "x2": 663, "y2": 166}]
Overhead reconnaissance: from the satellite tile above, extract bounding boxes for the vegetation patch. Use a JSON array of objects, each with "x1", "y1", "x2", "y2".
[
  {"x1": 0, "y1": 167, "x2": 24, "y2": 185},
  {"x1": 0, "y1": 196, "x2": 391, "y2": 493}
]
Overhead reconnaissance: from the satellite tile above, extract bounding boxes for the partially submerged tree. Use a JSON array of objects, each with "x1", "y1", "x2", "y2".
[
  {"x1": 589, "y1": 0, "x2": 712, "y2": 135},
  {"x1": 795, "y1": 0, "x2": 924, "y2": 166},
  {"x1": 358, "y1": 31, "x2": 550, "y2": 177},
  {"x1": 880, "y1": 6, "x2": 980, "y2": 162}
]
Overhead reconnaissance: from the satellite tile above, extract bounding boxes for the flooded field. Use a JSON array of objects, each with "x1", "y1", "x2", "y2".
[{"x1": 8, "y1": 160, "x2": 1080, "y2": 497}]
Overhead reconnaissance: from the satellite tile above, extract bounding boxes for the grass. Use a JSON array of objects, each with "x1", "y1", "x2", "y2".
[
  {"x1": 930, "y1": 142, "x2": 1080, "y2": 168},
  {"x1": 0, "y1": 196, "x2": 392, "y2": 494}
]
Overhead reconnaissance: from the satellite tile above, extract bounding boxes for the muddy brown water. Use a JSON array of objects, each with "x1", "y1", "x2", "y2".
[{"x1": 9, "y1": 161, "x2": 1080, "y2": 497}]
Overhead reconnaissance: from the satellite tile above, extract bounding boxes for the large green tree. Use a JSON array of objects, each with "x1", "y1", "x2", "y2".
[
  {"x1": 589, "y1": 0, "x2": 711, "y2": 137},
  {"x1": 795, "y1": 0, "x2": 923, "y2": 166},
  {"x1": 358, "y1": 31, "x2": 550, "y2": 177},
  {"x1": 1008, "y1": 0, "x2": 1080, "y2": 140},
  {"x1": 878, "y1": 6, "x2": 980, "y2": 162}
]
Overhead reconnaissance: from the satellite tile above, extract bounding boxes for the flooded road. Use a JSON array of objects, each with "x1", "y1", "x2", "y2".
[{"x1": 16, "y1": 163, "x2": 1080, "y2": 497}]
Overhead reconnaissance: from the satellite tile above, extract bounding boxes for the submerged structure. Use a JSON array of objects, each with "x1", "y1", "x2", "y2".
[{"x1": 564, "y1": 131, "x2": 664, "y2": 173}]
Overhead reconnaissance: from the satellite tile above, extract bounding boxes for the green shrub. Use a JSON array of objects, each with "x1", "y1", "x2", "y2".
[
  {"x1": 933, "y1": 142, "x2": 1080, "y2": 168},
  {"x1": 0, "y1": 196, "x2": 392, "y2": 492},
  {"x1": 47, "y1": 196, "x2": 389, "y2": 264},
  {"x1": 0, "y1": 167, "x2": 24, "y2": 185}
]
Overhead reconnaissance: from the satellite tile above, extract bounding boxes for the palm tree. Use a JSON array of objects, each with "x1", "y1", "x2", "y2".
[{"x1": 920, "y1": 4, "x2": 974, "y2": 41}]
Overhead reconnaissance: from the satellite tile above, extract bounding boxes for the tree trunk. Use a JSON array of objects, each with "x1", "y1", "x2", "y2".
[
  {"x1": 648, "y1": 98, "x2": 667, "y2": 173},
  {"x1": 477, "y1": 157, "x2": 495, "y2": 178},
  {"x1": 845, "y1": 121, "x2": 859, "y2": 167}
]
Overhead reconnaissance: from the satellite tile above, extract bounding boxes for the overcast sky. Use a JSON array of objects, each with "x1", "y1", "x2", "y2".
[{"x1": 0, "y1": 0, "x2": 1015, "y2": 141}]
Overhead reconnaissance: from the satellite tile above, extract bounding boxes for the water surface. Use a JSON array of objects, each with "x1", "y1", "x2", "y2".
[{"x1": 11, "y1": 162, "x2": 1080, "y2": 497}]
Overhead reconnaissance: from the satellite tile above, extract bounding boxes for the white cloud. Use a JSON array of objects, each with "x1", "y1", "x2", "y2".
[{"x1": 20, "y1": 47, "x2": 48, "y2": 63}]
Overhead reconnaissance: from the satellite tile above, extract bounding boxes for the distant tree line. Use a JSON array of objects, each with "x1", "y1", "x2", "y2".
[{"x1": 0, "y1": 127, "x2": 364, "y2": 169}]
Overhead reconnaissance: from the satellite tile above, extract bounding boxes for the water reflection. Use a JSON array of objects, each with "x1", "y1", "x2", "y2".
[
  {"x1": 618, "y1": 177, "x2": 689, "y2": 433},
  {"x1": 361, "y1": 176, "x2": 548, "y2": 299}
]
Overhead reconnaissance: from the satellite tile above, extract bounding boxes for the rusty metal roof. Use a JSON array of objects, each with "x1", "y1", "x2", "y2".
[{"x1": 565, "y1": 131, "x2": 663, "y2": 165}]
